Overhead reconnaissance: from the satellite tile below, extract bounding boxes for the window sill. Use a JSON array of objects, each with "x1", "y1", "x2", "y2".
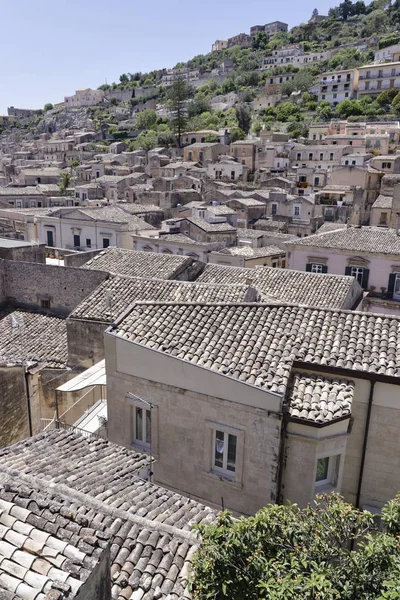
[
  {"x1": 315, "y1": 483, "x2": 337, "y2": 494},
  {"x1": 202, "y1": 469, "x2": 242, "y2": 490}
]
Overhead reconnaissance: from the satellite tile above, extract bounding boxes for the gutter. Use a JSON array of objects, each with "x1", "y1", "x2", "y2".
[
  {"x1": 277, "y1": 411, "x2": 289, "y2": 504},
  {"x1": 23, "y1": 369, "x2": 33, "y2": 437},
  {"x1": 356, "y1": 380, "x2": 375, "y2": 509}
]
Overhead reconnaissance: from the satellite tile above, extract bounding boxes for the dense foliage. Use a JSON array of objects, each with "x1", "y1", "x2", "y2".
[{"x1": 190, "y1": 493, "x2": 400, "y2": 600}]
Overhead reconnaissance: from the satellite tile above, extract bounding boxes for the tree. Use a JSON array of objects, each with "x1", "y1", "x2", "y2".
[
  {"x1": 312, "y1": 7, "x2": 318, "y2": 16},
  {"x1": 376, "y1": 88, "x2": 398, "y2": 107},
  {"x1": 188, "y1": 96, "x2": 212, "y2": 118},
  {"x1": 59, "y1": 172, "x2": 72, "y2": 195},
  {"x1": 190, "y1": 493, "x2": 400, "y2": 600},
  {"x1": 230, "y1": 127, "x2": 247, "y2": 142},
  {"x1": 135, "y1": 109, "x2": 157, "y2": 130},
  {"x1": 235, "y1": 104, "x2": 252, "y2": 134},
  {"x1": 69, "y1": 160, "x2": 79, "y2": 169},
  {"x1": 44, "y1": 103, "x2": 53, "y2": 112},
  {"x1": 130, "y1": 130, "x2": 157, "y2": 151},
  {"x1": 166, "y1": 77, "x2": 190, "y2": 147},
  {"x1": 119, "y1": 73, "x2": 129, "y2": 84},
  {"x1": 204, "y1": 133, "x2": 219, "y2": 142},
  {"x1": 253, "y1": 31, "x2": 269, "y2": 50}
]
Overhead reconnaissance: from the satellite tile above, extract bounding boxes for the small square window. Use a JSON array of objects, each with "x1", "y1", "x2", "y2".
[{"x1": 316, "y1": 455, "x2": 340, "y2": 488}]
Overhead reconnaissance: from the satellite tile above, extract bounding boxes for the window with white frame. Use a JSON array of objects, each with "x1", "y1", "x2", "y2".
[
  {"x1": 311, "y1": 263, "x2": 324, "y2": 273},
  {"x1": 271, "y1": 203, "x2": 277, "y2": 215},
  {"x1": 351, "y1": 266, "x2": 364, "y2": 285},
  {"x1": 293, "y1": 205, "x2": 300, "y2": 217},
  {"x1": 213, "y1": 429, "x2": 237, "y2": 476},
  {"x1": 315, "y1": 455, "x2": 339, "y2": 487},
  {"x1": 133, "y1": 406, "x2": 151, "y2": 449}
]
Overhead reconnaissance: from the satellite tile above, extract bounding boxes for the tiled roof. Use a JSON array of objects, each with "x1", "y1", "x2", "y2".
[
  {"x1": 186, "y1": 217, "x2": 236, "y2": 233},
  {"x1": 116, "y1": 203, "x2": 164, "y2": 215},
  {"x1": 227, "y1": 198, "x2": 265, "y2": 207},
  {"x1": 372, "y1": 195, "x2": 393, "y2": 209},
  {"x1": 285, "y1": 373, "x2": 354, "y2": 423},
  {"x1": 0, "y1": 483, "x2": 102, "y2": 599},
  {"x1": 70, "y1": 276, "x2": 257, "y2": 322},
  {"x1": 286, "y1": 226, "x2": 400, "y2": 254},
  {"x1": 316, "y1": 222, "x2": 347, "y2": 234},
  {"x1": 204, "y1": 205, "x2": 236, "y2": 215},
  {"x1": 196, "y1": 264, "x2": 359, "y2": 309},
  {"x1": 216, "y1": 245, "x2": 284, "y2": 258},
  {"x1": 159, "y1": 234, "x2": 212, "y2": 246},
  {"x1": 66, "y1": 207, "x2": 155, "y2": 231},
  {"x1": 81, "y1": 248, "x2": 197, "y2": 279},
  {"x1": 113, "y1": 302, "x2": 400, "y2": 394},
  {"x1": 0, "y1": 429, "x2": 217, "y2": 600},
  {"x1": 0, "y1": 311, "x2": 67, "y2": 368},
  {"x1": 0, "y1": 187, "x2": 44, "y2": 196}
]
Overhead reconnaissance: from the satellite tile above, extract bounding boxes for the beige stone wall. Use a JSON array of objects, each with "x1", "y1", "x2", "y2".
[{"x1": 106, "y1": 334, "x2": 282, "y2": 515}]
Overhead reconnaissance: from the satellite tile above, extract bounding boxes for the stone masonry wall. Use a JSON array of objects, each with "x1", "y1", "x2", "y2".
[{"x1": 2, "y1": 260, "x2": 109, "y2": 315}]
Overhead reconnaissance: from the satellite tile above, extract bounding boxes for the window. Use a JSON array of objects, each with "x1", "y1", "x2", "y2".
[
  {"x1": 351, "y1": 266, "x2": 364, "y2": 285},
  {"x1": 330, "y1": 153, "x2": 334, "y2": 160},
  {"x1": 199, "y1": 151, "x2": 204, "y2": 162},
  {"x1": 316, "y1": 455, "x2": 339, "y2": 488},
  {"x1": 40, "y1": 298, "x2": 51, "y2": 310},
  {"x1": 213, "y1": 430, "x2": 237, "y2": 476},
  {"x1": 320, "y1": 153, "x2": 324, "y2": 160},
  {"x1": 86, "y1": 238, "x2": 91, "y2": 248},
  {"x1": 321, "y1": 94, "x2": 325, "y2": 100},
  {"x1": 311, "y1": 263, "x2": 324, "y2": 273},
  {"x1": 382, "y1": 162, "x2": 392, "y2": 169},
  {"x1": 47, "y1": 230, "x2": 54, "y2": 247},
  {"x1": 73, "y1": 234, "x2": 80, "y2": 248},
  {"x1": 133, "y1": 406, "x2": 151, "y2": 449},
  {"x1": 271, "y1": 203, "x2": 277, "y2": 215},
  {"x1": 294, "y1": 206, "x2": 300, "y2": 217},
  {"x1": 231, "y1": 170, "x2": 235, "y2": 180},
  {"x1": 379, "y1": 212, "x2": 388, "y2": 225},
  {"x1": 296, "y1": 153, "x2": 301, "y2": 160},
  {"x1": 314, "y1": 177, "x2": 320, "y2": 186},
  {"x1": 308, "y1": 153, "x2": 313, "y2": 160},
  {"x1": 37, "y1": 201, "x2": 42, "y2": 208},
  {"x1": 103, "y1": 238, "x2": 110, "y2": 248}
]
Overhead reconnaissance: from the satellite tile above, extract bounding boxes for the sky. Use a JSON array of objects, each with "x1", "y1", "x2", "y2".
[{"x1": 0, "y1": 0, "x2": 338, "y2": 114}]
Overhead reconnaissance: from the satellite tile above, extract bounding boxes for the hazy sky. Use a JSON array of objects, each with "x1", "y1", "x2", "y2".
[{"x1": 0, "y1": 0, "x2": 336, "y2": 114}]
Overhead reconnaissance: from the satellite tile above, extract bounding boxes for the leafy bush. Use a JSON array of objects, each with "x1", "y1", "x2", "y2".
[{"x1": 190, "y1": 493, "x2": 400, "y2": 600}]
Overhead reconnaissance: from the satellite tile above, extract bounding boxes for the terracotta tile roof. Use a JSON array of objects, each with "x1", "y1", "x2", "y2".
[
  {"x1": 0, "y1": 311, "x2": 67, "y2": 369},
  {"x1": 113, "y1": 303, "x2": 400, "y2": 394},
  {"x1": 0, "y1": 430, "x2": 217, "y2": 599},
  {"x1": 286, "y1": 226, "x2": 400, "y2": 254},
  {"x1": 81, "y1": 248, "x2": 196, "y2": 280},
  {"x1": 285, "y1": 373, "x2": 354, "y2": 423},
  {"x1": 69, "y1": 276, "x2": 259, "y2": 322},
  {"x1": 196, "y1": 264, "x2": 360, "y2": 309}
]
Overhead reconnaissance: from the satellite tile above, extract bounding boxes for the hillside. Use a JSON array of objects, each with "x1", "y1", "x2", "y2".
[{"x1": 3, "y1": 0, "x2": 400, "y2": 148}]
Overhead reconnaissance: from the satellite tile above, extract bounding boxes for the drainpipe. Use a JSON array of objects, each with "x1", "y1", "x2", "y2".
[
  {"x1": 356, "y1": 380, "x2": 375, "y2": 509},
  {"x1": 276, "y1": 411, "x2": 289, "y2": 505},
  {"x1": 55, "y1": 389, "x2": 59, "y2": 429}
]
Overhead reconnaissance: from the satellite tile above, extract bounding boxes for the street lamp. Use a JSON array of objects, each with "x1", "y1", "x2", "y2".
[{"x1": 126, "y1": 392, "x2": 154, "y2": 482}]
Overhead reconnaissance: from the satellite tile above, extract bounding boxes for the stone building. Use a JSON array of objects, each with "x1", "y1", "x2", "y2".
[{"x1": 105, "y1": 298, "x2": 400, "y2": 513}]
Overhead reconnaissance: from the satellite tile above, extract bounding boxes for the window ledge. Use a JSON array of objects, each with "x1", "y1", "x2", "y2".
[
  {"x1": 202, "y1": 469, "x2": 242, "y2": 490},
  {"x1": 315, "y1": 483, "x2": 337, "y2": 494}
]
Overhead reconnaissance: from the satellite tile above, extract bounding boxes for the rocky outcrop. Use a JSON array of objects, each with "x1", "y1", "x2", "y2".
[{"x1": 36, "y1": 108, "x2": 94, "y2": 134}]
